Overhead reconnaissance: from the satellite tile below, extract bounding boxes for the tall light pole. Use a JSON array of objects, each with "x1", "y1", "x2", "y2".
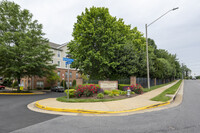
[{"x1": 145, "y1": 7, "x2": 179, "y2": 89}]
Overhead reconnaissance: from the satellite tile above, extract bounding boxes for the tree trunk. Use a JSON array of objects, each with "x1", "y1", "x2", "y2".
[{"x1": 17, "y1": 78, "x2": 20, "y2": 91}]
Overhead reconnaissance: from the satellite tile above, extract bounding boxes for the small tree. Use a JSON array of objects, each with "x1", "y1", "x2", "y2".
[
  {"x1": 72, "y1": 80, "x2": 76, "y2": 87},
  {"x1": 46, "y1": 71, "x2": 60, "y2": 88},
  {"x1": 60, "y1": 80, "x2": 67, "y2": 89}
]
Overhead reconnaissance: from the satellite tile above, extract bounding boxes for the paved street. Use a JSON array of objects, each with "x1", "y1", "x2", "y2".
[
  {"x1": 0, "y1": 92, "x2": 64, "y2": 133},
  {"x1": 1, "y1": 80, "x2": 200, "y2": 133}
]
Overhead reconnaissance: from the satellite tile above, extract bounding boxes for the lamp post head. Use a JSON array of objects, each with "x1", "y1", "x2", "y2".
[{"x1": 172, "y1": 7, "x2": 179, "y2": 11}]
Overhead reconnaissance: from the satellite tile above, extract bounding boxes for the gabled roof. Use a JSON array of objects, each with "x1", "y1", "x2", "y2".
[
  {"x1": 57, "y1": 42, "x2": 68, "y2": 49},
  {"x1": 49, "y1": 42, "x2": 61, "y2": 49}
]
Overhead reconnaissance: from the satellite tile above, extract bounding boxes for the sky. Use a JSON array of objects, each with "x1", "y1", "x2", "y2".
[{"x1": 11, "y1": 0, "x2": 200, "y2": 76}]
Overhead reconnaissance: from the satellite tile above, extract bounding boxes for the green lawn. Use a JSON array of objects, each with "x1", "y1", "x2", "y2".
[
  {"x1": 151, "y1": 80, "x2": 182, "y2": 102},
  {"x1": 57, "y1": 96, "x2": 123, "y2": 103},
  {"x1": 143, "y1": 81, "x2": 175, "y2": 93}
]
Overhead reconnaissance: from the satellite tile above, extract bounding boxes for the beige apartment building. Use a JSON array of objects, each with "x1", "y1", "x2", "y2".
[{"x1": 21, "y1": 42, "x2": 81, "y2": 89}]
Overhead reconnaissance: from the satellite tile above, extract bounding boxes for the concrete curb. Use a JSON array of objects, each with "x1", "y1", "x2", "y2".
[
  {"x1": 0, "y1": 92, "x2": 45, "y2": 95},
  {"x1": 35, "y1": 100, "x2": 170, "y2": 114},
  {"x1": 34, "y1": 80, "x2": 183, "y2": 115},
  {"x1": 169, "y1": 80, "x2": 184, "y2": 103}
]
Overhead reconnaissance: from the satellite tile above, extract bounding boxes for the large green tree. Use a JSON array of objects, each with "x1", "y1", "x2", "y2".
[
  {"x1": 68, "y1": 7, "x2": 145, "y2": 79},
  {"x1": 0, "y1": 1, "x2": 56, "y2": 90}
]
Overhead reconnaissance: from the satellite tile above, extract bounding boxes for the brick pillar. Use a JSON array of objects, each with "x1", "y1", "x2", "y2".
[
  {"x1": 76, "y1": 79, "x2": 83, "y2": 86},
  {"x1": 130, "y1": 76, "x2": 136, "y2": 85},
  {"x1": 154, "y1": 78, "x2": 156, "y2": 86}
]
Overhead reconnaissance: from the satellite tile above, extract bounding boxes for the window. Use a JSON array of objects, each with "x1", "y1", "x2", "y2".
[
  {"x1": 76, "y1": 73, "x2": 78, "y2": 78},
  {"x1": 57, "y1": 71, "x2": 60, "y2": 77},
  {"x1": 57, "y1": 82, "x2": 60, "y2": 86},
  {"x1": 65, "y1": 64, "x2": 70, "y2": 69},
  {"x1": 70, "y1": 82, "x2": 72, "y2": 87},
  {"x1": 58, "y1": 51, "x2": 61, "y2": 57},
  {"x1": 21, "y1": 80, "x2": 24, "y2": 86},
  {"x1": 58, "y1": 61, "x2": 60, "y2": 66},
  {"x1": 70, "y1": 72, "x2": 72, "y2": 78},
  {"x1": 36, "y1": 81, "x2": 44, "y2": 88}
]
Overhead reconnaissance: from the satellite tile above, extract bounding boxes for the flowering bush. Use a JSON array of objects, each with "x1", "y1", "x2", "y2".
[
  {"x1": 74, "y1": 84, "x2": 99, "y2": 98},
  {"x1": 122, "y1": 84, "x2": 143, "y2": 94}
]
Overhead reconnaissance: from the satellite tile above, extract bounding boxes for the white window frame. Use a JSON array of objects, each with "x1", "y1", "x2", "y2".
[
  {"x1": 36, "y1": 81, "x2": 44, "y2": 88},
  {"x1": 70, "y1": 82, "x2": 72, "y2": 87},
  {"x1": 57, "y1": 71, "x2": 60, "y2": 77},
  {"x1": 58, "y1": 61, "x2": 61, "y2": 67},
  {"x1": 58, "y1": 51, "x2": 61, "y2": 57}
]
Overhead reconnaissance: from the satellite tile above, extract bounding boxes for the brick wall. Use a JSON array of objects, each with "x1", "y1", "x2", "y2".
[{"x1": 21, "y1": 68, "x2": 82, "y2": 89}]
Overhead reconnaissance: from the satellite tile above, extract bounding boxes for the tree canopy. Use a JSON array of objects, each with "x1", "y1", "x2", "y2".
[
  {"x1": 0, "y1": 1, "x2": 56, "y2": 90},
  {"x1": 68, "y1": 6, "x2": 189, "y2": 80}
]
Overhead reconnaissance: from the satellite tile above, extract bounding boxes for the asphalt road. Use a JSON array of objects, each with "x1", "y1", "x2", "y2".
[
  {"x1": 0, "y1": 92, "x2": 64, "y2": 133},
  {"x1": 1, "y1": 80, "x2": 200, "y2": 133}
]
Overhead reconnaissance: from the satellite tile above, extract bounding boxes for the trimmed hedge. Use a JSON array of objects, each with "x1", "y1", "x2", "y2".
[{"x1": 118, "y1": 84, "x2": 130, "y2": 90}]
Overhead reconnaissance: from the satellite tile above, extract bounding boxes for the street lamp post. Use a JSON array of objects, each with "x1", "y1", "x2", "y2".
[
  {"x1": 66, "y1": 54, "x2": 71, "y2": 99},
  {"x1": 145, "y1": 7, "x2": 179, "y2": 89}
]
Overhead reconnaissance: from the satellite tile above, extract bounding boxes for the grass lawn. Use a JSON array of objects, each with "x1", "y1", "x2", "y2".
[
  {"x1": 151, "y1": 80, "x2": 182, "y2": 102},
  {"x1": 57, "y1": 96, "x2": 124, "y2": 103},
  {"x1": 143, "y1": 81, "x2": 175, "y2": 93}
]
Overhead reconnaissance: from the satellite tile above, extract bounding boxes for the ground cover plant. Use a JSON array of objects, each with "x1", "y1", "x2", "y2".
[{"x1": 151, "y1": 80, "x2": 182, "y2": 102}]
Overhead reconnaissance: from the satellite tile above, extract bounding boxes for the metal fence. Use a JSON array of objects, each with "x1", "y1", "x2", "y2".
[{"x1": 84, "y1": 77, "x2": 173, "y2": 88}]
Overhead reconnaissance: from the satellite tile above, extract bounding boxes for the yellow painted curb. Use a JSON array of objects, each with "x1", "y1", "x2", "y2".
[
  {"x1": 35, "y1": 100, "x2": 170, "y2": 114},
  {"x1": 0, "y1": 92, "x2": 45, "y2": 95}
]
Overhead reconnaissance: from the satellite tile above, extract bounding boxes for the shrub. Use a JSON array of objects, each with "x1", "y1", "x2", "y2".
[
  {"x1": 122, "y1": 84, "x2": 143, "y2": 94},
  {"x1": 97, "y1": 88, "x2": 104, "y2": 94},
  {"x1": 36, "y1": 87, "x2": 42, "y2": 90},
  {"x1": 134, "y1": 88, "x2": 143, "y2": 94},
  {"x1": 104, "y1": 90, "x2": 111, "y2": 95},
  {"x1": 82, "y1": 84, "x2": 100, "y2": 88},
  {"x1": 108, "y1": 93, "x2": 114, "y2": 97},
  {"x1": 132, "y1": 84, "x2": 143, "y2": 94},
  {"x1": 97, "y1": 93, "x2": 104, "y2": 99},
  {"x1": 119, "y1": 91, "x2": 127, "y2": 95},
  {"x1": 115, "y1": 94, "x2": 119, "y2": 96},
  {"x1": 44, "y1": 87, "x2": 51, "y2": 90},
  {"x1": 65, "y1": 89, "x2": 75, "y2": 98},
  {"x1": 131, "y1": 91, "x2": 135, "y2": 94},
  {"x1": 118, "y1": 84, "x2": 130, "y2": 91},
  {"x1": 60, "y1": 80, "x2": 67, "y2": 89},
  {"x1": 72, "y1": 80, "x2": 76, "y2": 86},
  {"x1": 112, "y1": 90, "x2": 120, "y2": 94},
  {"x1": 74, "y1": 84, "x2": 98, "y2": 98},
  {"x1": 12, "y1": 81, "x2": 18, "y2": 88}
]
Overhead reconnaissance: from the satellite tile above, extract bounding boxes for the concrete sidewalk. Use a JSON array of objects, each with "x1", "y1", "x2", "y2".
[{"x1": 33, "y1": 80, "x2": 180, "y2": 114}]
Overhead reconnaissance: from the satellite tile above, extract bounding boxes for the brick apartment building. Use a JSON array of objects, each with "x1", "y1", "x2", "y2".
[{"x1": 21, "y1": 42, "x2": 81, "y2": 89}]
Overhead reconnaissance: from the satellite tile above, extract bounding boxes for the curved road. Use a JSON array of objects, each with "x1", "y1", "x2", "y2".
[{"x1": 1, "y1": 80, "x2": 200, "y2": 133}]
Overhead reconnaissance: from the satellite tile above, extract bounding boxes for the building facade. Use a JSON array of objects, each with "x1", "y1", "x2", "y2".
[{"x1": 21, "y1": 42, "x2": 81, "y2": 89}]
